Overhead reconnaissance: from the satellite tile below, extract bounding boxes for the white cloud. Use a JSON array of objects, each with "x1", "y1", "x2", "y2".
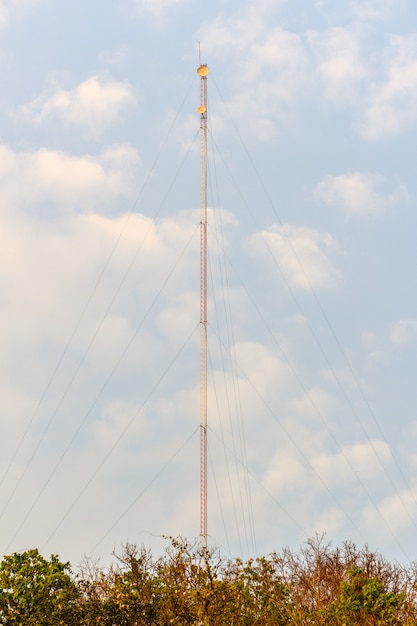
[
  {"x1": 199, "y1": 5, "x2": 264, "y2": 54},
  {"x1": 232, "y1": 341, "x2": 292, "y2": 397},
  {"x1": 134, "y1": 0, "x2": 186, "y2": 18},
  {"x1": 0, "y1": 0, "x2": 43, "y2": 28},
  {"x1": 93, "y1": 400, "x2": 153, "y2": 451},
  {"x1": 18, "y1": 77, "x2": 136, "y2": 135},
  {"x1": 390, "y1": 320, "x2": 417, "y2": 346},
  {"x1": 260, "y1": 412, "x2": 392, "y2": 518},
  {"x1": 364, "y1": 485, "x2": 417, "y2": 533},
  {"x1": 0, "y1": 2, "x2": 6, "y2": 26},
  {"x1": 155, "y1": 291, "x2": 199, "y2": 341},
  {"x1": 0, "y1": 201, "x2": 202, "y2": 485},
  {"x1": 199, "y1": 9, "x2": 309, "y2": 138},
  {"x1": 263, "y1": 448, "x2": 308, "y2": 494},
  {"x1": 0, "y1": 143, "x2": 140, "y2": 211},
  {"x1": 361, "y1": 34, "x2": 417, "y2": 139},
  {"x1": 314, "y1": 0, "x2": 400, "y2": 23},
  {"x1": 249, "y1": 224, "x2": 340, "y2": 290},
  {"x1": 0, "y1": 188, "x2": 267, "y2": 558},
  {"x1": 304, "y1": 21, "x2": 417, "y2": 142},
  {"x1": 2, "y1": 0, "x2": 417, "y2": 562},
  {"x1": 311, "y1": 440, "x2": 392, "y2": 487},
  {"x1": 290, "y1": 387, "x2": 338, "y2": 426},
  {"x1": 308, "y1": 27, "x2": 367, "y2": 101},
  {"x1": 350, "y1": 0, "x2": 399, "y2": 21},
  {"x1": 315, "y1": 172, "x2": 406, "y2": 215},
  {"x1": 314, "y1": 507, "x2": 345, "y2": 536}
]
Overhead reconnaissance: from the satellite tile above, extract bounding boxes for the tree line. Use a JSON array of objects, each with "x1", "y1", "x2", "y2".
[{"x1": 0, "y1": 536, "x2": 416, "y2": 624}]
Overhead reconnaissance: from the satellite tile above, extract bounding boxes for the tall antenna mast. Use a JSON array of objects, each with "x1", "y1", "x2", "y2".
[{"x1": 197, "y1": 61, "x2": 209, "y2": 559}]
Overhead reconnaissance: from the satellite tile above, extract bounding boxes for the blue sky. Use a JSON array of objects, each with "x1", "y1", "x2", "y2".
[{"x1": 0, "y1": 0, "x2": 417, "y2": 566}]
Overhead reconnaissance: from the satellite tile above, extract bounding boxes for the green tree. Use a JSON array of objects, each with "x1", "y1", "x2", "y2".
[
  {"x1": 106, "y1": 543, "x2": 162, "y2": 625},
  {"x1": 0, "y1": 548, "x2": 79, "y2": 625},
  {"x1": 270, "y1": 536, "x2": 409, "y2": 626},
  {"x1": 328, "y1": 564, "x2": 405, "y2": 626}
]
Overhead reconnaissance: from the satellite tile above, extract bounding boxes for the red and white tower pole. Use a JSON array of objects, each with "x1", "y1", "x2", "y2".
[{"x1": 197, "y1": 63, "x2": 209, "y2": 559}]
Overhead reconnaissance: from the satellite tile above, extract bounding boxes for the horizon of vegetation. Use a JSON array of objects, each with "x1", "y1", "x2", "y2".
[{"x1": 0, "y1": 534, "x2": 416, "y2": 624}]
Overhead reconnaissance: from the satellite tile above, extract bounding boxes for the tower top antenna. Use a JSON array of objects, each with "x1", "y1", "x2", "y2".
[{"x1": 197, "y1": 64, "x2": 209, "y2": 77}]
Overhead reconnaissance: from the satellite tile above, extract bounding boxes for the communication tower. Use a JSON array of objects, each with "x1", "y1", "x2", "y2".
[{"x1": 197, "y1": 63, "x2": 209, "y2": 560}]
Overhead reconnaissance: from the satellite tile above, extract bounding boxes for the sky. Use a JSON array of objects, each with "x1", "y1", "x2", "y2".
[{"x1": 0, "y1": 0, "x2": 417, "y2": 568}]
